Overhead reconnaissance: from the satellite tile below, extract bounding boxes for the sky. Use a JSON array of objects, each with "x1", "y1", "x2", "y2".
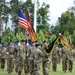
[{"x1": 38, "y1": 0, "x2": 74, "y2": 25}]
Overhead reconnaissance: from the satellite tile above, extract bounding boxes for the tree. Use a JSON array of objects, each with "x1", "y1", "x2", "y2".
[
  {"x1": 10, "y1": 0, "x2": 19, "y2": 35},
  {"x1": 2, "y1": 27, "x2": 16, "y2": 46},
  {"x1": 72, "y1": 30, "x2": 75, "y2": 45},
  {"x1": 37, "y1": 30, "x2": 46, "y2": 44},
  {"x1": 0, "y1": 0, "x2": 9, "y2": 35},
  {"x1": 52, "y1": 11, "x2": 75, "y2": 35},
  {"x1": 37, "y1": 2, "x2": 50, "y2": 32},
  {"x1": 63, "y1": 31, "x2": 70, "y2": 43},
  {"x1": 68, "y1": 0, "x2": 75, "y2": 14}
]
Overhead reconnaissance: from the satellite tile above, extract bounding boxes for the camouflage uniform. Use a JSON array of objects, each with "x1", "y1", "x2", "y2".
[
  {"x1": 28, "y1": 46, "x2": 36, "y2": 75},
  {"x1": 6, "y1": 45, "x2": 15, "y2": 75},
  {"x1": 0, "y1": 47, "x2": 5, "y2": 70},
  {"x1": 68, "y1": 49, "x2": 74, "y2": 72},
  {"x1": 24, "y1": 45, "x2": 30, "y2": 75},
  {"x1": 32, "y1": 45, "x2": 44, "y2": 75},
  {"x1": 15, "y1": 44, "x2": 25, "y2": 75},
  {"x1": 61, "y1": 47, "x2": 69, "y2": 73},
  {"x1": 42, "y1": 47, "x2": 50, "y2": 75},
  {"x1": 71, "y1": 48, "x2": 75, "y2": 60},
  {"x1": 52, "y1": 46, "x2": 59, "y2": 72},
  {"x1": 57, "y1": 47, "x2": 62, "y2": 64}
]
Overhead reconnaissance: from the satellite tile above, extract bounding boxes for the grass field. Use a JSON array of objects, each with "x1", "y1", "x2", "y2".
[{"x1": 0, "y1": 61, "x2": 75, "y2": 75}]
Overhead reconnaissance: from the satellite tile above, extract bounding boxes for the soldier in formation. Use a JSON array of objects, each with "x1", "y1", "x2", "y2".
[
  {"x1": 0, "y1": 39, "x2": 75, "y2": 75},
  {"x1": 24, "y1": 40, "x2": 30, "y2": 75},
  {"x1": 0, "y1": 44, "x2": 5, "y2": 70},
  {"x1": 42, "y1": 41, "x2": 51, "y2": 75},
  {"x1": 28, "y1": 41, "x2": 36, "y2": 75},
  {"x1": 52, "y1": 45, "x2": 59, "y2": 72},
  {"x1": 33, "y1": 44, "x2": 43, "y2": 75},
  {"x1": 6, "y1": 41, "x2": 16, "y2": 75},
  {"x1": 61, "y1": 47, "x2": 69, "y2": 73},
  {"x1": 68, "y1": 48, "x2": 74, "y2": 72},
  {"x1": 15, "y1": 40, "x2": 25, "y2": 75}
]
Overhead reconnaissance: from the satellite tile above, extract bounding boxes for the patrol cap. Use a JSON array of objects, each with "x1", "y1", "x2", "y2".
[
  {"x1": 31, "y1": 41, "x2": 35, "y2": 44},
  {"x1": 35, "y1": 44, "x2": 40, "y2": 47},
  {"x1": 28, "y1": 39, "x2": 32, "y2": 44},
  {"x1": 10, "y1": 40, "x2": 13, "y2": 43},
  {"x1": 43, "y1": 40, "x2": 47, "y2": 44},
  {"x1": 20, "y1": 40, "x2": 25, "y2": 42}
]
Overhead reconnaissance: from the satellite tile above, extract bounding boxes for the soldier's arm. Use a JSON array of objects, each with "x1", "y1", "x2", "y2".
[
  {"x1": 6, "y1": 47, "x2": 9, "y2": 55},
  {"x1": 14, "y1": 47, "x2": 17, "y2": 59}
]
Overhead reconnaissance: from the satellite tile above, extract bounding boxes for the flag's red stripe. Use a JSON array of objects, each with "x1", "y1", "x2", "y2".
[
  {"x1": 18, "y1": 17, "x2": 28, "y2": 29},
  {"x1": 19, "y1": 22, "x2": 28, "y2": 29},
  {"x1": 19, "y1": 17, "x2": 28, "y2": 24},
  {"x1": 19, "y1": 21, "x2": 28, "y2": 28}
]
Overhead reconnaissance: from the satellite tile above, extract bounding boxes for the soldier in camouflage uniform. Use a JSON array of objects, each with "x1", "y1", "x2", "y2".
[
  {"x1": 0, "y1": 44, "x2": 6, "y2": 70},
  {"x1": 24, "y1": 40, "x2": 30, "y2": 75},
  {"x1": 68, "y1": 49, "x2": 74, "y2": 72},
  {"x1": 32, "y1": 44, "x2": 45, "y2": 75},
  {"x1": 61, "y1": 47, "x2": 69, "y2": 73},
  {"x1": 0, "y1": 45, "x2": 5, "y2": 70},
  {"x1": 15, "y1": 40, "x2": 25, "y2": 75},
  {"x1": 28, "y1": 41, "x2": 36, "y2": 75},
  {"x1": 71, "y1": 47, "x2": 75, "y2": 60},
  {"x1": 52, "y1": 45, "x2": 59, "y2": 72},
  {"x1": 42, "y1": 41, "x2": 51, "y2": 75},
  {"x1": 6, "y1": 41, "x2": 16, "y2": 75},
  {"x1": 57, "y1": 46, "x2": 62, "y2": 64}
]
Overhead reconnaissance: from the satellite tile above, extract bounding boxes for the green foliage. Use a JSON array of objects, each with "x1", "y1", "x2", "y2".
[
  {"x1": 0, "y1": 0, "x2": 10, "y2": 32},
  {"x1": 37, "y1": 2, "x2": 50, "y2": 32},
  {"x1": 52, "y1": 11, "x2": 75, "y2": 35},
  {"x1": 63, "y1": 31, "x2": 70, "y2": 43},
  {"x1": 9, "y1": 0, "x2": 18, "y2": 34},
  {"x1": 1, "y1": 27, "x2": 26, "y2": 46},
  {"x1": 18, "y1": 32, "x2": 25, "y2": 40},
  {"x1": 72, "y1": 30, "x2": 75, "y2": 45},
  {"x1": 37, "y1": 30, "x2": 46, "y2": 44},
  {"x1": 1, "y1": 0, "x2": 50, "y2": 35}
]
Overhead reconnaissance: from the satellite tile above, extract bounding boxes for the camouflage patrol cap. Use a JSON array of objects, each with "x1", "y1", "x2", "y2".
[
  {"x1": 43, "y1": 40, "x2": 47, "y2": 44},
  {"x1": 31, "y1": 41, "x2": 35, "y2": 44},
  {"x1": 35, "y1": 44, "x2": 40, "y2": 47},
  {"x1": 20, "y1": 40, "x2": 25, "y2": 42}
]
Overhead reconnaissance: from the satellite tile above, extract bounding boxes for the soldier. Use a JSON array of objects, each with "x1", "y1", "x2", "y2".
[
  {"x1": 15, "y1": 40, "x2": 25, "y2": 75},
  {"x1": 68, "y1": 49, "x2": 74, "y2": 72},
  {"x1": 32, "y1": 44, "x2": 45, "y2": 75},
  {"x1": 57, "y1": 46, "x2": 62, "y2": 64},
  {"x1": 61, "y1": 47, "x2": 69, "y2": 73},
  {"x1": 52, "y1": 45, "x2": 59, "y2": 72},
  {"x1": 71, "y1": 47, "x2": 75, "y2": 60},
  {"x1": 0, "y1": 44, "x2": 5, "y2": 70},
  {"x1": 24, "y1": 40, "x2": 30, "y2": 75},
  {"x1": 28, "y1": 41, "x2": 36, "y2": 75},
  {"x1": 6, "y1": 41, "x2": 16, "y2": 75},
  {"x1": 42, "y1": 41, "x2": 51, "y2": 75}
]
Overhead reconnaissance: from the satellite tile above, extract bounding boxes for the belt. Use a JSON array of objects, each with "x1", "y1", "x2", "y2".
[{"x1": 9, "y1": 53, "x2": 14, "y2": 54}]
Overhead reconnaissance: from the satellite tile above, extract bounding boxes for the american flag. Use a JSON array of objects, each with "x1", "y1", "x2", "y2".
[
  {"x1": 18, "y1": 9, "x2": 28, "y2": 30},
  {"x1": 18, "y1": 9, "x2": 36, "y2": 41}
]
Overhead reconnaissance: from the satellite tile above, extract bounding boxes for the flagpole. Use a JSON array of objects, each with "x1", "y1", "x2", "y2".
[{"x1": 34, "y1": 0, "x2": 37, "y2": 33}]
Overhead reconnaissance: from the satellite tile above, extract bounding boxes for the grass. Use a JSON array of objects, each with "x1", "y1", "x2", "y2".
[{"x1": 0, "y1": 61, "x2": 75, "y2": 75}]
